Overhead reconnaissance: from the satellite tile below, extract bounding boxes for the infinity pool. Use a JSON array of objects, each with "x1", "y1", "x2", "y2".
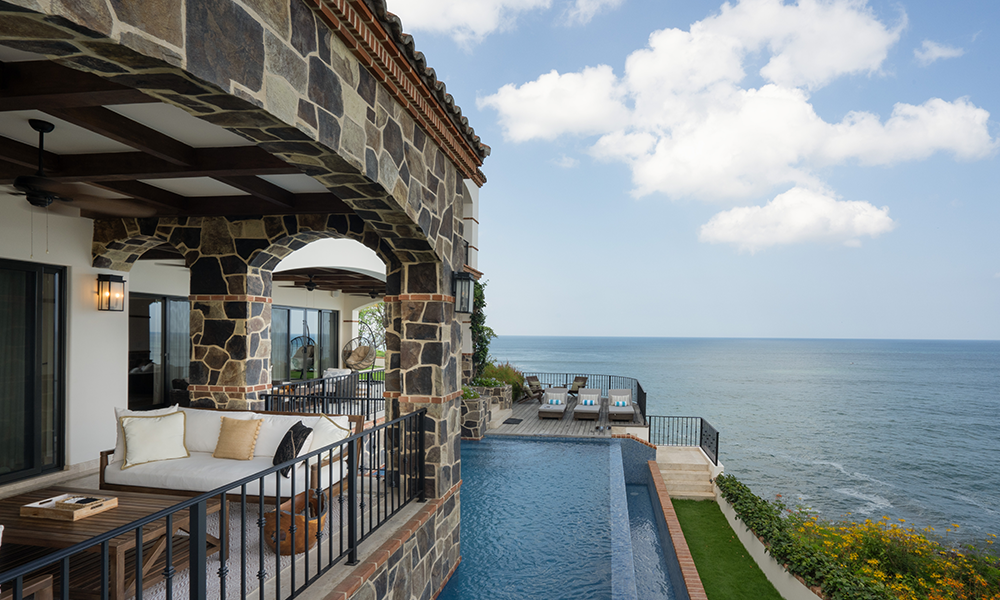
[
  {"x1": 438, "y1": 437, "x2": 612, "y2": 600},
  {"x1": 438, "y1": 437, "x2": 679, "y2": 600}
]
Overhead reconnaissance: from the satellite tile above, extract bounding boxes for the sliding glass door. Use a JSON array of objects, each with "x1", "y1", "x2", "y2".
[
  {"x1": 0, "y1": 259, "x2": 64, "y2": 484},
  {"x1": 270, "y1": 307, "x2": 338, "y2": 382},
  {"x1": 128, "y1": 295, "x2": 189, "y2": 409}
]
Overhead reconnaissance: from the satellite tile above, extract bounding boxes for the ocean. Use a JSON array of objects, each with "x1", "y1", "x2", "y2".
[{"x1": 489, "y1": 336, "x2": 1000, "y2": 540}]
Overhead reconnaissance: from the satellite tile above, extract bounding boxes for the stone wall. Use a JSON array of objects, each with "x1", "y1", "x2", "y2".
[
  {"x1": 460, "y1": 353, "x2": 472, "y2": 386},
  {"x1": 330, "y1": 485, "x2": 461, "y2": 600},
  {"x1": 471, "y1": 383, "x2": 512, "y2": 416},
  {"x1": 460, "y1": 397, "x2": 487, "y2": 440}
]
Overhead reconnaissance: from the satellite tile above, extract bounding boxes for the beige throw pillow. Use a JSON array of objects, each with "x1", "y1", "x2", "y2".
[
  {"x1": 213, "y1": 417, "x2": 263, "y2": 460},
  {"x1": 121, "y1": 412, "x2": 189, "y2": 470}
]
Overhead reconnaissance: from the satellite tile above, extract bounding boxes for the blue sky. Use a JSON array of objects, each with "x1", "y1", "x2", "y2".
[{"x1": 386, "y1": 0, "x2": 1000, "y2": 340}]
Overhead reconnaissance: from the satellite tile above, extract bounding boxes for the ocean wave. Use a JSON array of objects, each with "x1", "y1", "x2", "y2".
[
  {"x1": 956, "y1": 494, "x2": 999, "y2": 517},
  {"x1": 814, "y1": 460, "x2": 892, "y2": 487},
  {"x1": 836, "y1": 488, "x2": 893, "y2": 514}
]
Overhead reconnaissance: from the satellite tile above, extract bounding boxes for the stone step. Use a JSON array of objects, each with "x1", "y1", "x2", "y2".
[
  {"x1": 668, "y1": 489, "x2": 717, "y2": 501},
  {"x1": 665, "y1": 480, "x2": 714, "y2": 492},
  {"x1": 659, "y1": 469, "x2": 711, "y2": 483},
  {"x1": 656, "y1": 460, "x2": 709, "y2": 472}
]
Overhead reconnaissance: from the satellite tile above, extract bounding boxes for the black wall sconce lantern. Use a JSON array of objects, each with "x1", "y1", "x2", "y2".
[
  {"x1": 97, "y1": 274, "x2": 126, "y2": 311},
  {"x1": 453, "y1": 271, "x2": 474, "y2": 314}
]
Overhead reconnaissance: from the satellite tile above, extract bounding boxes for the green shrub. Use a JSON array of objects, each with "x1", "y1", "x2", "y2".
[
  {"x1": 462, "y1": 385, "x2": 479, "y2": 400},
  {"x1": 471, "y1": 376, "x2": 502, "y2": 388},
  {"x1": 480, "y1": 361, "x2": 525, "y2": 400},
  {"x1": 714, "y1": 474, "x2": 1000, "y2": 600}
]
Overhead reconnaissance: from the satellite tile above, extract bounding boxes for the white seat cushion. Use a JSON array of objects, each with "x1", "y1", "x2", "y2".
[{"x1": 105, "y1": 451, "x2": 346, "y2": 497}]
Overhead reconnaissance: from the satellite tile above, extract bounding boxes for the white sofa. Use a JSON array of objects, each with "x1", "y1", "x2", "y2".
[{"x1": 100, "y1": 407, "x2": 364, "y2": 499}]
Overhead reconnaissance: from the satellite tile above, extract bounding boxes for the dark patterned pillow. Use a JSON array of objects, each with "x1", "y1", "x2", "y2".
[{"x1": 273, "y1": 421, "x2": 313, "y2": 477}]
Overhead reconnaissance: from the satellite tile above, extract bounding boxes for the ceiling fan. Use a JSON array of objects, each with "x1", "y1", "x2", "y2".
[
  {"x1": 11, "y1": 119, "x2": 155, "y2": 217},
  {"x1": 279, "y1": 274, "x2": 318, "y2": 291}
]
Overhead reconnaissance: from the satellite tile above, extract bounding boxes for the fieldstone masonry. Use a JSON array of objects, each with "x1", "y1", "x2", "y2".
[
  {"x1": 3, "y1": 14, "x2": 476, "y2": 597},
  {"x1": 460, "y1": 397, "x2": 487, "y2": 440}
]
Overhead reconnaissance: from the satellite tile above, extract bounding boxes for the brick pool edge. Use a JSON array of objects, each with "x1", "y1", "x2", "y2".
[{"x1": 648, "y1": 461, "x2": 709, "y2": 600}]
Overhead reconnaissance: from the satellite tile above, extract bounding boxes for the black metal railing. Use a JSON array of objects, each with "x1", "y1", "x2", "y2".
[
  {"x1": 0, "y1": 409, "x2": 426, "y2": 600},
  {"x1": 266, "y1": 371, "x2": 386, "y2": 419},
  {"x1": 521, "y1": 372, "x2": 647, "y2": 424},
  {"x1": 262, "y1": 394, "x2": 386, "y2": 420},
  {"x1": 271, "y1": 370, "x2": 385, "y2": 399},
  {"x1": 648, "y1": 416, "x2": 720, "y2": 465}
]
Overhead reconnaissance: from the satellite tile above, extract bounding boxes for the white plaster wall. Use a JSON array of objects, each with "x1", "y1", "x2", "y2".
[{"x1": 0, "y1": 199, "x2": 126, "y2": 468}]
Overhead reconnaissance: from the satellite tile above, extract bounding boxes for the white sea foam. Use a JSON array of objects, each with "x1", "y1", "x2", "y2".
[
  {"x1": 814, "y1": 460, "x2": 893, "y2": 487},
  {"x1": 836, "y1": 488, "x2": 893, "y2": 515}
]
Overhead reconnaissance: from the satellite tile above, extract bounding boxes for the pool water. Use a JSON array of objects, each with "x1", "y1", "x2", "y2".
[
  {"x1": 438, "y1": 437, "x2": 612, "y2": 600},
  {"x1": 627, "y1": 484, "x2": 676, "y2": 599}
]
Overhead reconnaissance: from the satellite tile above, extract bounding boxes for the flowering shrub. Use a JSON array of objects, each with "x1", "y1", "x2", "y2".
[{"x1": 715, "y1": 474, "x2": 1000, "y2": 600}]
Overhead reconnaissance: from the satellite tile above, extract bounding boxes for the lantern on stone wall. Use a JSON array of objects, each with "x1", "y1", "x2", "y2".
[
  {"x1": 452, "y1": 271, "x2": 474, "y2": 314},
  {"x1": 97, "y1": 274, "x2": 126, "y2": 311}
]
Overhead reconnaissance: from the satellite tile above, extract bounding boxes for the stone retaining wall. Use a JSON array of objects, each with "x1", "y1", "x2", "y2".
[
  {"x1": 331, "y1": 484, "x2": 461, "y2": 600},
  {"x1": 460, "y1": 397, "x2": 487, "y2": 440}
]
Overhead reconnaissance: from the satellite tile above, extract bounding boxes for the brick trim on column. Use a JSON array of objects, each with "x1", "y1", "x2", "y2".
[
  {"x1": 648, "y1": 460, "x2": 709, "y2": 600},
  {"x1": 383, "y1": 294, "x2": 455, "y2": 302},
  {"x1": 189, "y1": 295, "x2": 272, "y2": 303},
  {"x1": 188, "y1": 384, "x2": 272, "y2": 393}
]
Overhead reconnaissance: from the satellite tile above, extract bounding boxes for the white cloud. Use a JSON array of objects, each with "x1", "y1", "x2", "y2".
[
  {"x1": 554, "y1": 155, "x2": 579, "y2": 168},
  {"x1": 914, "y1": 40, "x2": 965, "y2": 66},
  {"x1": 699, "y1": 187, "x2": 896, "y2": 252},
  {"x1": 478, "y1": 0, "x2": 996, "y2": 249},
  {"x1": 387, "y1": 0, "x2": 551, "y2": 45},
  {"x1": 477, "y1": 66, "x2": 630, "y2": 141},
  {"x1": 565, "y1": 0, "x2": 625, "y2": 25}
]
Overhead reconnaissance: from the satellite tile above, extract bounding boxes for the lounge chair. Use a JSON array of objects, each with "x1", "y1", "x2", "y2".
[
  {"x1": 572, "y1": 388, "x2": 602, "y2": 420},
  {"x1": 524, "y1": 376, "x2": 545, "y2": 402},
  {"x1": 607, "y1": 389, "x2": 635, "y2": 422},
  {"x1": 538, "y1": 388, "x2": 569, "y2": 419},
  {"x1": 566, "y1": 376, "x2": 588, "y2": 398}
]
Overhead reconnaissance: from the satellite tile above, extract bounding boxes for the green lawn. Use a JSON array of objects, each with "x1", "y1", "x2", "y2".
[{"x1": 672, "y1": 499, "x2": 784, "y2": 600}]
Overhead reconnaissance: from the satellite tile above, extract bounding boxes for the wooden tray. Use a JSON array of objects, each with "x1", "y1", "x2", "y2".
[{"x1": 20, "y1": 493, "x2": 118, "y2": 521}]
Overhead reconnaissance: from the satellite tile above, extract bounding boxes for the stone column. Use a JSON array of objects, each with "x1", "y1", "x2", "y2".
[
  {"x1": 384, "y1": 261, "x2": 462, "y2": 500},
  {"x1": 185, "y1": 219, "x2": 273, "y2": 410}
]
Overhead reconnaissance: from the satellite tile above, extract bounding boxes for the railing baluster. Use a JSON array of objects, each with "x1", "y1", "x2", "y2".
[
  {"x1": 347, "y1": 434, "x2": 359, "y2": 565},
  {"x1": 163, "y1": 515, "x2": 173, "y2": 600},
  {"x1": 189, "y1": 500, "x2": 208, "y2": 600}
]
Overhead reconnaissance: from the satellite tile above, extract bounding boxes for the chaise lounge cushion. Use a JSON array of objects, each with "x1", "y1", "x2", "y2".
[
  {"x1": 539, "y1": 388, "x2": 569, "y2": 418},
  {"x1": 607, "y1": 389, "x2": 635, "y2": 421}
]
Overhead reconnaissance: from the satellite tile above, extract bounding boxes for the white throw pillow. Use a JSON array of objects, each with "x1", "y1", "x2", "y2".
[
  {"x1": 120, "y1": 412, "x2": 189, "y2": 470},
  {"x1": 113, "y1": 405, "x2": 179, "y2": 463},
  {"x1": 309, "y1": 415, "x2": 353, "y2": 452}
]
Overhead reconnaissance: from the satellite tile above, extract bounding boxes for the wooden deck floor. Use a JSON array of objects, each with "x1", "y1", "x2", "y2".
[{"x1": 486, "y1": 398, "x2": 646, "y2": 438}]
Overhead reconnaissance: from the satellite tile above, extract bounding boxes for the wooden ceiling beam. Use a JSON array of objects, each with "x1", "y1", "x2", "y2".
[
  {"x1": 43, "y1": 106, "x2": 197, "y2": 166},
  {"x1": 0, "y1": 134, "x2": 61, "y2": 171},
  {"x1": 92, "y1": 180, "x2": 189, "y2": 211},
  {"x1": 214, "y1": 175, "x2": 295, "y2": 208},
  {"x1": 0, "y1": 61, "x2": 155, "y2": 111},
  {"x1": 0, "y1": 146, "x2": 300, "y2": 184}
]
